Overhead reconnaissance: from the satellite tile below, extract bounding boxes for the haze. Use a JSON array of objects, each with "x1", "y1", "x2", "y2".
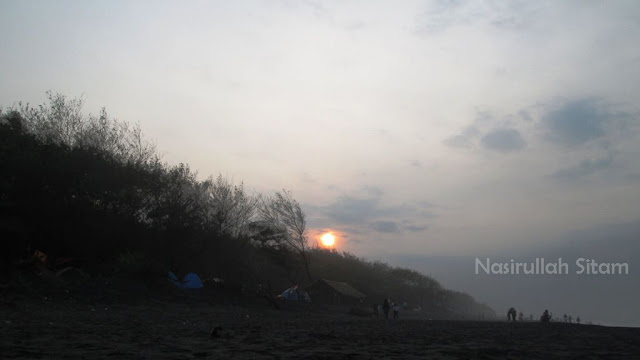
[{"x1": 2, "y1": 1, "x2": 639, "y2": 326}]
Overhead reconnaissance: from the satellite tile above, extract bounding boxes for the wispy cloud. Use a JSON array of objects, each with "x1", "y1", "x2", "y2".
[
  {"x1": 445, "y1": 111, "x2": 526, "y2": 153},
  {"x1": 551, "y1": 155, "x2": 614, "y2": 182},
  {"x1": 306, "y1": 187, "x2": 436, "y2": 236},
  {"x1": 480, "y1": 128, "x2": 526, "y2": 152},
  {"x1": 372, "y1": 220, "x2": 400, "y2": 233},
  {"x1": 541, "y1": 98, "x2": 610, "y2": 147},
  {"x1": 414, "y1": 0, "x2": 541, "y2": 35}
]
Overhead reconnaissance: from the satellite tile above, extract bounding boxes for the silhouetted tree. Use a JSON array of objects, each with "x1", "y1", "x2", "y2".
[
  {"x1": 1, "y1": 94, "x2": 496, "y2": 318},
  {"x1": 203, "y1": 174, "x2": 257, "y2": 236},
  {"x1": 257, "y1": 190, "x2": 312, "y2": 283}
]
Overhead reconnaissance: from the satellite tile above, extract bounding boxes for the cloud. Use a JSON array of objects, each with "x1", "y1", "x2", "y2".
[
  {"x1": 541, "y1": 98, "x2": 610, "y2": 147},
  {"x1": 444, "y1": 124, "x2": 480, "y2": 148},
  {"x1": 325, "y1": 195, "x2": 380, "y2": 223},
  {"x1": 480, "y1": 128, "x2": 526, "y2": 152},
  {"x1": 551, "y1": 155, "x2": 614, "y2": 181},
  {"x1": 519, "y1": 110, "x2": 533, "y2": 122},
  {"x1": 414, "y1": 0, "x2": 540, "y2": 35},
  {"x1": 372, "y1": 221, "x2": 400, "y2": 233},
  {"x1": 405, "y1": 225, "x2": 428, "y2": 232},
  {"x1": 309, "y1": 188, "x2": 436, "y2": 235},
  {"x1": 445, "y1": 111, "x2": 526, "y2": 153}
]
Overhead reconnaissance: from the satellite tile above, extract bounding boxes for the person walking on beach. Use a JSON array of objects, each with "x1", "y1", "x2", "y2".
[
  {"x1": 541, "y1": 310, "x2": 551, "y2": 322},
  {"x1": 507, "y1": 307, "x2": 517, "y2": 322},
  {"x1": 393, "y1": 303, "x2": 400, "y2": 320},
  {"x1": 382, "y1": 298, "x2": 390, "y2": 319}
]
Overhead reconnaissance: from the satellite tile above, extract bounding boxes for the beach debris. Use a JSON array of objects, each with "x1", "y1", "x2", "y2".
[
  {"x1": 210, "y1": 325, "x2": 235, "y2": 339},
  {"x1": 210, "y1": 326, "x2": 223, "y2": 338}
]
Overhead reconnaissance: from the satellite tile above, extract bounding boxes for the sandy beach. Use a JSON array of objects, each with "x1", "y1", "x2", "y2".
[{"x1": 2, "y1": 281, "x2": 639, "y2": 360}]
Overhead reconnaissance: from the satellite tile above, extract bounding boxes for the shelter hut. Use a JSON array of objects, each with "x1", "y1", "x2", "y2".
[{"x1": 305, "y1": 279, "x2": 366, "y2": 306}]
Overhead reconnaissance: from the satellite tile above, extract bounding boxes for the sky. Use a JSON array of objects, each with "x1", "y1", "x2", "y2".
[{"x1": 2, "y1": 0, "x2": 640, "y2": 324}]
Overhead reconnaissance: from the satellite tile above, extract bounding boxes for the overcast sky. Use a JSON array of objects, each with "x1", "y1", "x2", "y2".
[{"x1": 2, "y1": 1, "x2": 640, "y2": 261}]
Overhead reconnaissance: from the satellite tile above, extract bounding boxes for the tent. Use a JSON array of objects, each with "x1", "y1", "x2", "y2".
[
  {"x1": 168, "y1": 271, "x2": 204, "y2": 289},
  {"x1": 279, "y1": 285, "x2": 311, "y2": 302}
]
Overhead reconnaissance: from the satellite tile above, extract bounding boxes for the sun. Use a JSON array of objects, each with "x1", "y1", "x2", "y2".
[{"x1": 321, "y1": 233, "x2": 335, "y2": 247}]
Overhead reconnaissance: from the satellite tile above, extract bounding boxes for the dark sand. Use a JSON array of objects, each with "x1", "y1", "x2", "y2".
[{"x1": 2, "y1": 283, "x2": 639, "y2": 359}]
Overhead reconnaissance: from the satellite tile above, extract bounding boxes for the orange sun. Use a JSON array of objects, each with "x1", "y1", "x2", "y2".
[{"x1": 321, "y1": 233, "x2": 335, "y2": 247}]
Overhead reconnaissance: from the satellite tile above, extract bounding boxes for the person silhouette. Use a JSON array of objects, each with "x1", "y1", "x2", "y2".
[
  {"x1": 507, "y1": 307, "x2": 517, "y2": 322},
  {"x1": 382, "y1": 298, "x2": 390, "y2": 319},
  {"x1": 541, "y1": 310, "x2": 551, "y2": 322}
]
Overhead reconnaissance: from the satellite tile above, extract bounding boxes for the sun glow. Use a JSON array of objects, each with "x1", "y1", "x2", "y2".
[{"x1": 321, "y1": 233, "x2": 335, "y2": 247}]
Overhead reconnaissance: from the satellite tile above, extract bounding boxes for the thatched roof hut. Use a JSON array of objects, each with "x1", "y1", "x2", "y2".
[{"x1": 306, "y1": 279, "x2": 366, "y2": 306}]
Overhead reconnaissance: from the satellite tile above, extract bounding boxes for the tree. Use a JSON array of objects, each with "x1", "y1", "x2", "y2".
[
  {"x1": 15, "y1": 91, "x2": 157, "y2": 166},
  {"x1": 203, "y1": 174, "x2": 257, "y2": 237},
  {"x1": 257, "y1": 190, "x2": 312, "y2": 283}
]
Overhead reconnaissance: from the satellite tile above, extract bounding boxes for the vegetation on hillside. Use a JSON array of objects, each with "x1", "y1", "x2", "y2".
[{"x1": 0, "y1": 93, "x2": 495, "y2": 319}]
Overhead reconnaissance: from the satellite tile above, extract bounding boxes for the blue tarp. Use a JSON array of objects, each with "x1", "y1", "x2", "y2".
[
  {"x1": 280, "y1": 286, "x2": 311, "y2": 302},
  {"x1": 168, "y1": 271, "x2": 204, "y2": 289}
]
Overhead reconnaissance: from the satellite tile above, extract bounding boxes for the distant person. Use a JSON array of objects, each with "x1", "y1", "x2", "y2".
[
  {"x1": 393, "y1": 303, "x2": 400, "y2": 320},
  {"x1": 541, "y1": 310, "x2": 551, "y2": 323},
  {"x1": 563, "y1": 313, "x2": 568, "y2": 323},
  {"x1": 507, "y1": 307, "x2": 517, "y2": 322},
  {"x1": 382, "y1": 298, "x2": 390, "y2": 319},
  {"x1": 518, "y1": 312, "x2": 524, "y2": 322},
  {"x1": 576, "y1": 316, "x2": 581, "y2": 324}
]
